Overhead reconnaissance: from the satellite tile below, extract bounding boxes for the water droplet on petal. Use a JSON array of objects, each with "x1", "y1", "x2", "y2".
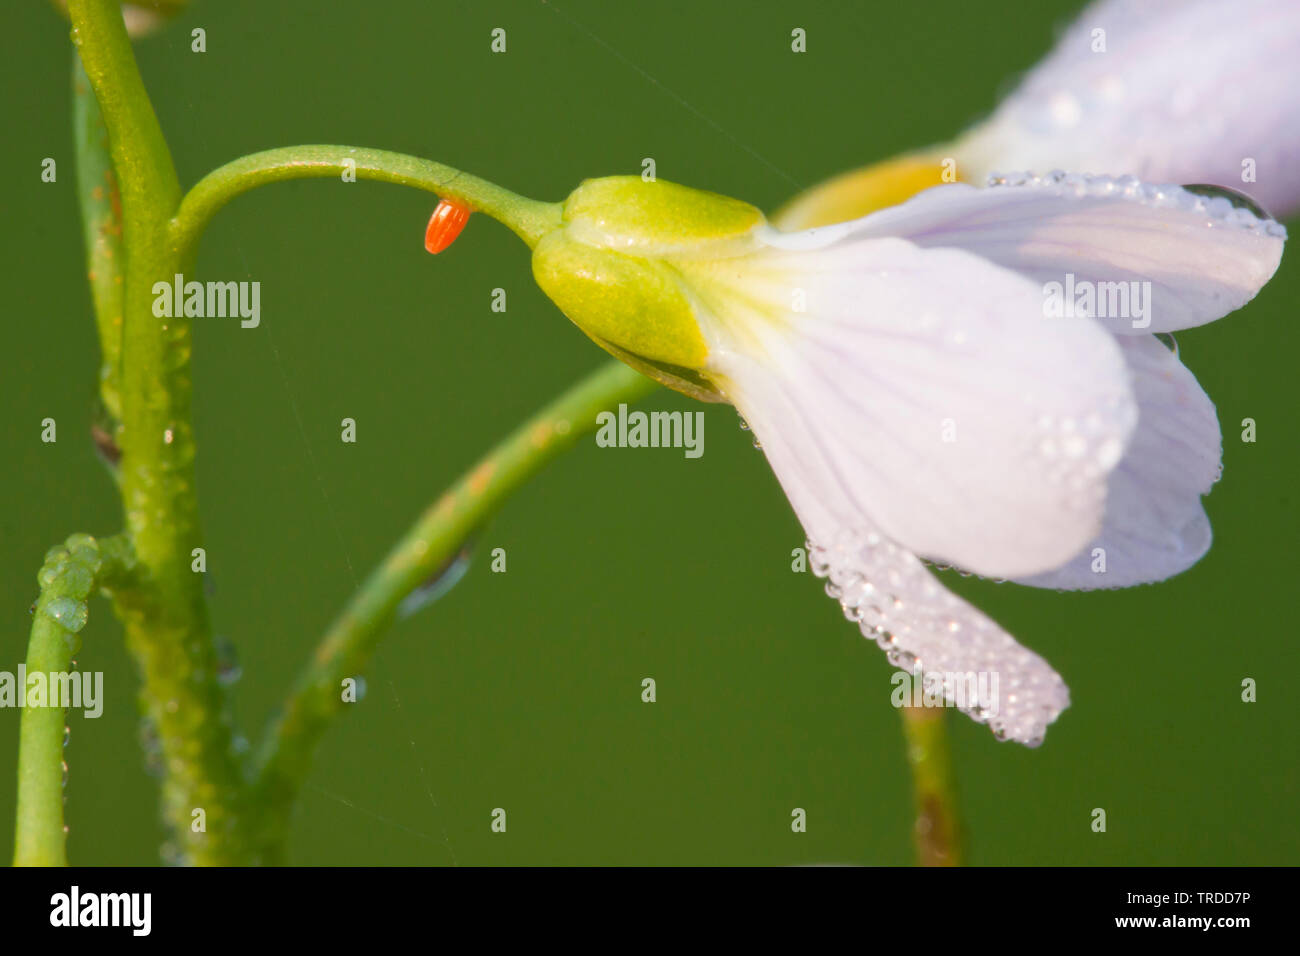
[{"x1": 1181, "y1": 183, "x2": 1273, "y2": 220}]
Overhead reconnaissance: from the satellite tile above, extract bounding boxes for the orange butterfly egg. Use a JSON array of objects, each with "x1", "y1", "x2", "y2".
[{"x1": 424, "y1": 199, "x2": 471, "y2": 254}]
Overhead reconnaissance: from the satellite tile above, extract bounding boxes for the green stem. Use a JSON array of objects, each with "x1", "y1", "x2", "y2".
[
  {"x1": 899, "y1": 704, "x2": 963, "y2": 866},
  {"x1": 72, "y1": 52, "x2": 124, "y2": 425},
  {"x1": 251, "y1": 361, "x2": 656, "y2": 860},
  {"x1": 170, "y1": 145, "x2": 562, "y2": 262},
  {"x1": 14, "y1": 534, "x2": 133, "y2": 867},
  {"x1": 69, "y1": 0, "x2": 248, "y2": 864}
]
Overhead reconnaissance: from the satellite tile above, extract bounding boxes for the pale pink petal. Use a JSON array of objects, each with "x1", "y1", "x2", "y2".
[{"x1": 1017, "y1": 334, "x2": 1221, "y2": 589}]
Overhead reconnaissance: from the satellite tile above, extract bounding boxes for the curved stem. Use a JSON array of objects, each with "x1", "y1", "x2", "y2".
[
  {"x1": 251, "y1": 361, "x2": 656, "y2": 859},
  {"x1": 899, "y1": 704, "x2": 963, "y2": 866},
  {"x1": 14, "y1": 534, "x2": 133, "y2": 866},
  {"x1": 170, "y1": 145, "x2": 562, "y2": 262}
]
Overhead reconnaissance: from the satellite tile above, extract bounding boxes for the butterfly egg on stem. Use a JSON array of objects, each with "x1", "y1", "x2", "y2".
[{"x1": 424, "y1": 198, "x2": 472, "y2": 254}]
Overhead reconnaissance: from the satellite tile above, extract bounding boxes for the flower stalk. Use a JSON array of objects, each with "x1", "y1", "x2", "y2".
[
  {"x1": 251, "y1": 361, "x2": 655, "y2": 860},
  {"x1": 69, "y1": 0, "x2": 249, "y2": 864},
  {"x1": 170, "y1": 145, "x2": 562, "y2": 262},
  {"x1": 14, "y1": 534, "x2": 134, "y2": 866},
  {"x1": 899, "y1": 704, "x2": 963, "y2": 866}
]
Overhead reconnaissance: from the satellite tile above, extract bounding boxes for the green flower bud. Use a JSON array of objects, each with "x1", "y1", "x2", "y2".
[{"x1": 532, "y1": 177, "x2": 766, "y2": 401}]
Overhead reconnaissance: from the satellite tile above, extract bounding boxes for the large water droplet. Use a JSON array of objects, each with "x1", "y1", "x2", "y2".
[
  {"x1": 45, "y1": 597, "x2": 88, "y2": 633},
  {"x1": 62, "y1": 564, "x2": 95, "y2": 598},
  {"x1": 398, "y1": 545, "x2": 474, "y2": 619},
  {"x1": 1181, "y1": 183, "x2": 1273, "y2": 220}
]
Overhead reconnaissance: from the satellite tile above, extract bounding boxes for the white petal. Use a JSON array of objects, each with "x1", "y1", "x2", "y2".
[
  {"x1": 775, "y1": 177, "x2": 1284, "y2": 335},
  {"x1": 734, "y1": 380, "x2": 1071, "y2": 746},
  {"x1": 695, "y1": 235, "x2": 1137, "y2": 580},
  {"x1": 957, "y1": 0, "x2": 1300, "y2": 217},
  {"x1": 1017, "y1": 335, "x2": 1221, "y2": 589}
]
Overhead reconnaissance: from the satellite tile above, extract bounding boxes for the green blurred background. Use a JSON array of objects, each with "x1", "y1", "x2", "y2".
[{"x1": 2, "y1": 0, "x2": 1296, "y2": 865}]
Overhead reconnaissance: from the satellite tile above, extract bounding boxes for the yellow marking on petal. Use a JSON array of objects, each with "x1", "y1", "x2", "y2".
[{"x1": 771, "y1": 151, "x2": 960, "y2": 230}]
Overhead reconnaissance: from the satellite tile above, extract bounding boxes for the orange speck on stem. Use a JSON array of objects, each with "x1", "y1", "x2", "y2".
[
  {"x1": 424, "y1": 199, "x2": 471, "y2": 254},
  {"x1": 529, "y1": 423, "x2": 552, "y2": 449},
  {"x1": 468, "y1": 461, "x2": 496, "y2": 496}
]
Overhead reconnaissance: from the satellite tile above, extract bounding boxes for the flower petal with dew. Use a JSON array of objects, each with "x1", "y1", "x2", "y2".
[
  {"x1": 821, "y1": 172, "x2": 1285, "y2": 334},
  {"x1": 954, "y1": 0, "x2": 1300, "y2": 218},
  {"x1": 533, "y1": 175, "x2": 1285, "y2": 744},
  {"x1": 1015, "y1": 333, "x2": 1221, "y2": 590},
  {"x1": 776, "y1": 0, "x2": 1300, "y2": 231}
]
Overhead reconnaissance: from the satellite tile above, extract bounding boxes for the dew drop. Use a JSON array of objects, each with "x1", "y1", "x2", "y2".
[
  {"x1": 45, "y1": 597, "x2": 88, "y2": 633},
  {"x1": 63, "y1": 564, "x2": 95, "y2": 598},
  {"x1": 214, "y1": 635, "x2": 242, "y2": 687},
  {"x1": 1181, "y1": 183, "x2": 1274, "y2": 221},
  {"x1": 398, "y1": 545, "x2": 474, "y2": 619}
]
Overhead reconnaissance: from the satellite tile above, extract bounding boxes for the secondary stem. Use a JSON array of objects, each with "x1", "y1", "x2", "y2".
[
  {"x1": 72, "y1": 53, "x2": 124, "y2": 425},
  {"x1": 250, "y1": 362, "x2": 656, "y2": 860},
  {"x1": 899, "y1": 704, "x2": 963, "y2": 865},
  {"x1": 14, "y1": 534, "x2": 133, "y2": 866},
  {"x1": 170, "y1": 145, "x2": 562, "y2": 262}
]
